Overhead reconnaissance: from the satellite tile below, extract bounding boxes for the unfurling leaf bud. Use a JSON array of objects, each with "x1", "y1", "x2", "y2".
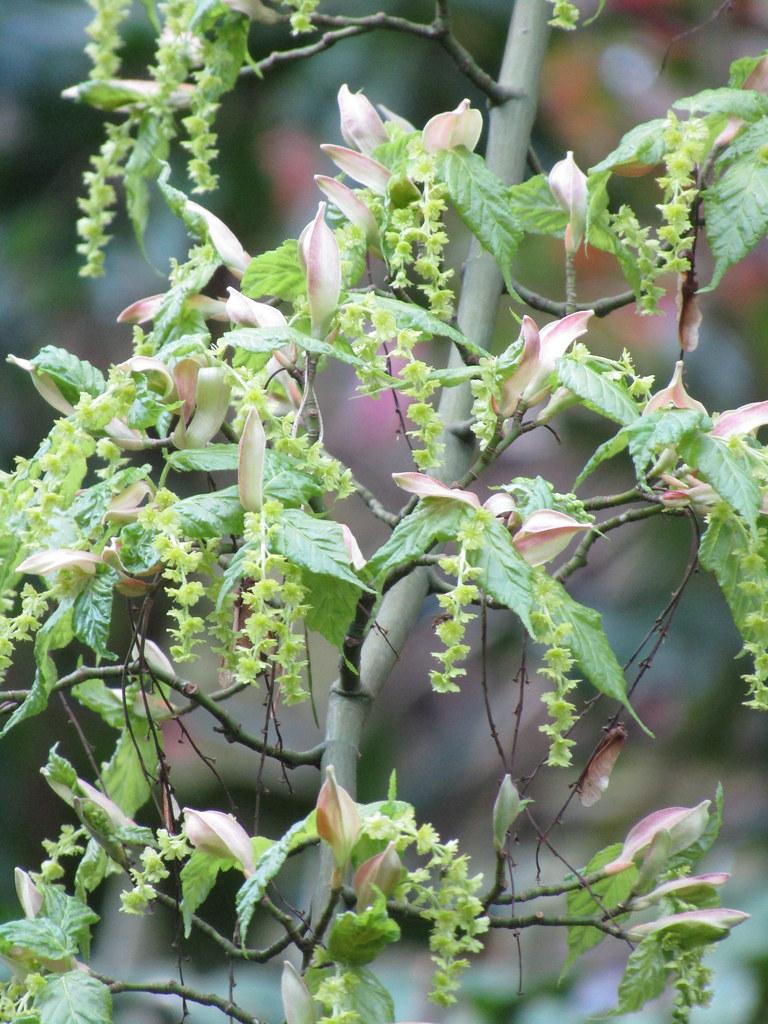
[
  {"x1": 548, "y1": 151, "x2": 588, "y2": 252},
  {"x1": 316, "y1": 765, "x2": 361, "y2": 880},
  {"x1": 337, "y1": 84, "x2": 387, "y2": 155},
  {"x1": 492, "y1": 775, "x2": 524, "y2": 851},
  {"x1": 14, "y1": 869, "x2": 43, "y2": 920},
  {"x1": 422, "y1": 99, "x2": 482, "y2": 154},
  {"x1": 172, "y1": 366, "x2": 232, "y2": 450},
  {"x1": 281, "y1": 961, "x2": 316, "y2": 1024},
  {"x1": 627, "y1": 908, "x2": 749, "y2": 947},
  {"x1": 299, "y1": 202, "x2": 342, "y2": 339},
  {"x1": 354, "y1": 842, "x2": 403, "y2": 910},
  {"x1": 186, "y1": 201, "x2": 250, "y2": 277},
  {"x1": 320, "y1": 144, "x2": 392, "y2": 194},
  {"x1": 603, "y1": 799, "x2": 711, "y2": 876},
  {"x1": 238, "y1": 408, "x2": 266, "y2": 513},
  {"x1": 183, "y1": 808, "x2": 255, "y2": 876},
  {"x1": 512, "y1": 510, "x2": 591, "y2": 566},
  {"x1": 225, "y1": 287, "x2": 287, "y2": 328},
  {"x1": 315, "y1": 175, "x2": 380, "y2": 250}
]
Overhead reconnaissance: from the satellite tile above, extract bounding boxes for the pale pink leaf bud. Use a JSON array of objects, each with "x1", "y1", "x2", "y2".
[
  {"x1": 498, "y1": 317, "x2": 541, "y2": 417},
  {"x1": 299, "y1": 203, "x2": 342, "y2": 339},
  {"x1": 116, "y1": 294, "x2": 165, "y2": 324},
  {"x1": 281, "y1": 961, "x2": 316, "y2": 1024},
  {"x1": 337, "y1": 84, "x2": 388, "y2": 155},
  {"x1": 225, "y1": 287, "x2": 287, "y2": 328},
  {"x1": 131, "y1": 638, "x2": 175, "y2": 679},
  {"x1": 104, "y1": 418, "x2": 145, "y2": 450},
  {"x1": 17, "y1": 549, "x2": 102, "y2": 577},
  {"x1": 603, "y1": 799, "x2": 711, "y2": 875},
  {"x1": 320, "y1": 144, "x2": 391, "y2": 194},
  {"x1": 77, "y1": 778, "x2": 136, "y2": 831},
  {"x1": 522, "y1": 310, "x2": 594, "y2": 406},
  {"x1": 643, "y1": 361, "x2": 707, "y2": 416},
  {"x1": 548, "y1": 151, "x2": 588, "y2": 252},
  {"x1": 629, "y1": 872, "x2": 730, "y2": 911},
  {"x1": 7, "y1": 355, "x2": 75, "y2": 417},
  {"x1": 116, "y1": 356, "x2": 175, "y2": 398},
  {"x1": 314, "y1": 175, "x2": 380, "y2": 249},
  {"x1": 341, "y1": 524, "x2": 366, "y2": 571},
  {"x1": 238, "y1": 408, "x2": 266, "y2": 513},
  {"x1": 173, "y1": 358, "x2": 202, "y2": 423},
  {"x1": 14, "y1": 869, "x2": 43, "y2": 920},
  {"x1": 173, "y1": 366, "x2": 231, "y2": 449},
  {"x1": 627, "y1": 907, "x2": 748, "y2": 944},
  {"x1": 512, "y1": 510, "x2": 591, "y2": 566},
  {"x1": 103, "y1": 480, "x2": 154, "y2": 523},
  {"x1": 482, "y1": 492, "x2": 518, "y2": 523},
  {"x1": 493, "y1": 775, "x2": 525, "y2": 851},
  {"x1": 422, "y1": 98, "x2": 483, "y2": 154},
  {"x1": 391, "y1": 471, "x2": 480, "y2": 508},
  {"x1": 186, "y1": 201, "x2": 250, "y2": 277},
  {"x1": 183, "y1": 808, "x2": 255, "y2": 876},
  {"x1": 354, "y1": 841, "x2": 403, "y2": 910},
  {"x1": 316, "y1": 765, "x2": 361, "y2": 875},
  {"x1": 377, "y1": 103, "x2": 416, "y2": 133},
  {"x1": 711, "y1": 400, "x2": 768, "y2": 438}
]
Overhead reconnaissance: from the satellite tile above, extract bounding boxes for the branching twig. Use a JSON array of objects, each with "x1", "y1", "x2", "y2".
[{"x1": 93, "y1": 972, "x2": 258, "y2": 1024}]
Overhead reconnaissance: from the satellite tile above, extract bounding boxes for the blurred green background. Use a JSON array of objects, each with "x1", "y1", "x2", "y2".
[{"x1": 2, "y1": 0, "x2": 768, "y2": 1020}]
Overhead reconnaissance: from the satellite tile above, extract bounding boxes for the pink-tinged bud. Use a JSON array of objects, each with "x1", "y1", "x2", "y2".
[
  {"x1": 77, "y1": 778, "x2": 135, "y2": 831},
  {"x1": 131, "y1": 638, "x2": 175, "y2": 679},
  {"x1": 116, "y1": 294, "x2": 165, "y2": 325},
  {"x1": 354, "y1": 842, "x2": 403, "y2": 910},
  {"x1": 104, "y1": 418, "x2": 145, "y2": 450},
  {"x1": 643, "y1": 361, "x2": 707, "y2": 416},
  {"x1": 341, "y1": 524, "x2": 366, "y2": 571},
  {"x1": 299, "y1": 203, "x2": 342, "y2": 339},
  {"x1": 173, "y1": 366, "x2": 232, "y2": 449},
  {"x1": 173, "y1": 358, "x2": 203, "y2": 423},
  {"x1": 512, "y1": 510, "x2": 590, "y2": 567},
  {"x1": 116, "y1": 356, "x2": 175, "y2": 398},
  {"x1": 391, "y1": 472, "x2": 480, "y2": 508},
  {"x1": 183, "y1": 808, "x2": 255, "y2": 876},
  {"x1": 522, "y1": 310, "x2": 594, "y2": 406},
  {"x1": 225, "y1": 287, "x2": 287, "y2": 328},
  {"x1": 498, "y1": 317, "x2": 541, "y2": 417},
  {"x1": 577, "y1": 726, "x2": 627, "y2": 807},
  {"x1": 17, "y1": 549, "x2": 102, "y2": 577},
  {"x1": 422, "y1": 98, "x2": 483, "y2": 154},
  {"x1": 627, "y1": 908, "x2": 749, "y2": 944},
  {"x1": 629, "y1": 872, "x2": 730, "y2": 911},
  {"x1": 320, "y1": 144, "x2": 392, "y2": 194},
  {"x1": 186, "y1": 201, "x2": 250, "y2": 277},
  {"x1": 493, "y1": 775, "x2": 524, "y2": 851},
  {"x1": 377, "y1": 103, "x2": 416, "y2": 134},
  {"x1": 711, "y1": 400, "x2": 768, "y2": 439},
  {"x1": 314, "y1": 175, "x2": 380, "y2": 249},
  {"x1": 482, "y1": 491, "x2": 518, "y2": 525},
  {"x1": 337, "y1": 84, "x2": 388, "y2": 155},
  {"x1": 281, "y1": 961, "x2": 316, "y2": 1024},
  {"x1": 603, "y1": 799, "x2": 711, "y2": 875},
  {"x1": 548, "y1": 151, "x2": 588, "y2": 252},
  {"x1": 238, "y1": 408, "x2": 266, "y2": 513},
  {"x1": 14, "y1": 869, "x2": 43, "y2": 920},
  {"x1": 7, "y1": 355, "x2": 75, "y2": 417},
  {"x1": 103, "y1": 480, "x2": 154, "y2": 523},
  {"x1": 316, "y1": 765, "x2": 361, "y2": 879}
]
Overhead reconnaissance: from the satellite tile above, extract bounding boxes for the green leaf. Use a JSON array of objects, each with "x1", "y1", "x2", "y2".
[
  {"x1": 221, "y1": 326, "x2": 360, "y2": 366},
  {"x1": 679, "y1": 432, "x2": 761, "y2": 530},
  {"x1": 101, "y1": 727, "x2": 156, "y2": 818},
  {"x1": 115, "y1": 522, "x2": 160, "y2": 575},
  {"x1": 236, "y1": 814, "x2": 316, "y2": 938},
  {"x1": 327, "y1": 897, "x2": 401, "y2": 967},
  {"x1": 506, "y1": 174, "x2": 568, "y2": 235},
  {"x1": 542, "y1": 578, "x2": 648, "y2": 730},
  {"x1": 29, "y1": 346, "x2": 105, "y2": 405},
  {"x1": 468, "y1": 516, "x2": 535, "y2": 634},
  {"x1": 175, "y1": 486, "x2": 244, "y2": 539},
  {"x1": 674, "y1": 86, "x2": 768, "y2": 120},
  {"x1": 589, "y1": 119, "x2": 667, "y2": 175},
  {"x1": 75, "y1": 839, "x2": 116, "y2": 899},
  {"x1": 669, "y1": 783, "x2": 724, "y2": 872},
  {"x1": 562, "y1": 843, "x2": 638, "y2": 974},
  {"x1": 34, "y1": 971, "x2": 112, "y2": 1024},
  {"x1": 241, "y1": 239, "x2": 306, "y2": 301},
  {"x1": 699, "y1": 513, "x2": 754, "y2": 626},
  {"x1": 614, "y1": 936, "x2": 668, "y2": 1014},
  {"x1": 71, "y1": 679, "x2": 127, "y2": 729},
  {"x1": 180, "y1": 849, "x2": 230, "y2": 937},
  {"x1": 73, "y1": 569, "x2": 117, "y2": 661},
  {"x1": 40, "y1": 885, "x2": 99, "y2": 959},
  {"x1": 271, "y1": 509, "x2": 371, "y2": 590},
  {"x1": 71, "y1": 467, "x2": 151, "y2": 532},
  {"x1": 124, "y1": 111, "x2": 168, "y2": 248},
  {"x1": 369, "y1": 296, "x2": 484, "y2": 355},
  {"x1": 366, "y1": 501, "x2": 477, "y2": 584},
  {"x1": 165, "y1": 443, "x2": 240, "y2": 472},
  {"x1": 306, "y1": 967, "x2": 394, "y2": 1024},
  {"x1": 624, "y1": 408, "x2": 710, "y2": 477},
  {"x1": 704, "y1": 119, "x2": 768, "y2": 289},
  {"x1": 0, "y1": 918, "x2": 75, "y2": 962},
  {"x1": 556, "y1": 358, "x2": 640, "y2": 426},
  {"x1": 302, "y1": 571, "x2": 362, "y2": 648},
  {"x1": 436, "y1": 147, "x2": 523, "y2": 295}
]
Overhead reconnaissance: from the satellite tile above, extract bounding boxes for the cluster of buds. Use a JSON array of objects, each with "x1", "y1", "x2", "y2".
[{"x1": 391, "y1": 472, "x2": 591, "y2": 567}]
